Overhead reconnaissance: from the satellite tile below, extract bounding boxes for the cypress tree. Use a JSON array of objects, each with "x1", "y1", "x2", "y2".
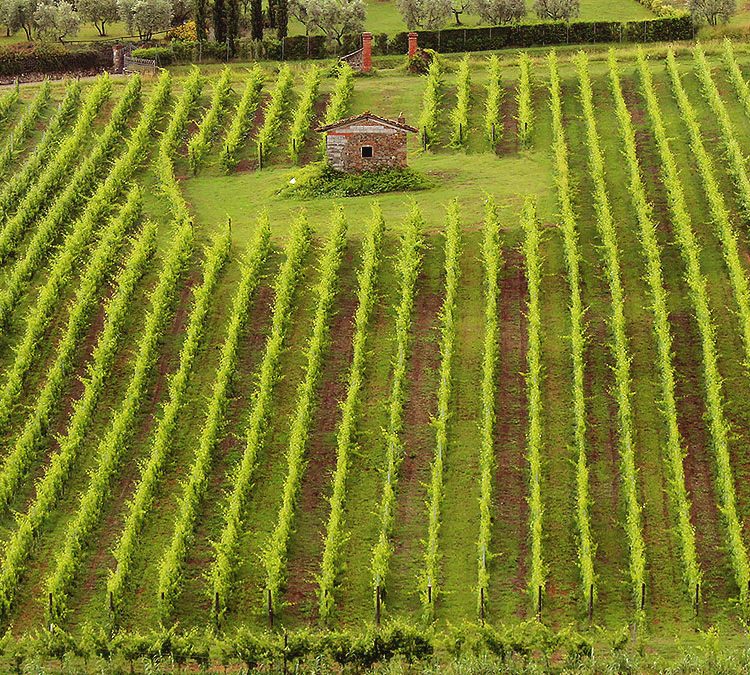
[
  {"x1": 196, "y1": 0, "x2": 208, "y2": 40},
  {"x1": 213, "y1": 0, "x2": 227, "y2": 43},
  {"x1": 250, "y1": 0, "x2": 263, "y2": 39},
  {"x1": 228, "y1": 0, "x2": 240, "y2": 54},
  {"x1": 268, "y1": 0, "x2": 277, "y2": 27},
  {"x1": 276, "y1": 0, "x2": 288, "y2": 39}
]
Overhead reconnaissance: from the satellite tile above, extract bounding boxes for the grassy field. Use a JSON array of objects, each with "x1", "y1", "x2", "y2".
[{"x1": 4, "y1": 35, "x2": 750, "y2": 669}]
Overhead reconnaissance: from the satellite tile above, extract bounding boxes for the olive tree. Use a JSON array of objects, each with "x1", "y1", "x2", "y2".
[
  {"x1": 0, "y1": 0, "x2": 37, "y2": 39},
  {"x1": 688, "y1": 0, "x2": 736, "y2": 25},
  {"x1": 34, "y1": 0, "x2": 80, "y2": 40},
  {"x1": 397, "y1": 0, "x2": 452, "y2": 29},
  {"x1": 533, "y1": 0, "x2": 578, "y2": 20},
  {"x1": 118, "y1": 0, "x2": 172, "y2": 38},
  {"x1": 306, "y1": 0, "x2": 365, "y2": 46},
  {"x1": 470, "y1": 0, "x2": 525, "y2": 23},
  {"x1": 77, "y1": 0, "x2": 118, "y2": 35}
]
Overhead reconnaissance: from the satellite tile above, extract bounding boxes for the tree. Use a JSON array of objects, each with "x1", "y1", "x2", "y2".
[
  {"x1": 227, "y1": 0, "x2": 239, "y2": 52},
  {"x1": 289, "y1": 0, "x2": 313, "y2": 33},
  {"x1": 212, "y1": 0, "x2": 226, "y2": 41},
  {"x1": 533, "y1": 0, "x2": 577, "y2": 21},
  {"x1": 249, "y1": 0, "x2": 261, "y2": 37},
  {"x1": 267, "y1": 0, "x2": 276, "y2": 26},
  {"x1": 276, "y1": 0, "x2": 287, "y2": 38},
  {"x1": 34, "y1": 0, "x2": 80, "y2": 40},
  {"x1": 307, "y1": 0, "x2": 364, "y2": 47},
  {"x1": 688, "y1": 0, "x2": 736, "y2": 25},
  {"x1": 0, "y1": 0, "x2": 37, "y2": 39},
  {"x1": 195, "y1": 0, "x2": 208, "y2": 38},
  {"x1": 397, "y1": 0, "x2": 451, "y2": 29},
  {"x1": 77, "y1": 0, "x2": 118, "y2": 35},
  {"x1": 119, "y1": 0, "x2": 172, "y2": 38},
  {"x1": 469, "y1": 0, "x2": 524, "y2": 23}
]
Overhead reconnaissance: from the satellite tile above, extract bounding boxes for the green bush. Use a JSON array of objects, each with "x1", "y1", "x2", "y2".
[
  {"x1": 281, "y1": 162, "x2": 432, "y2": 198},
  {"x1": 131, "y1": 46, "x2": 173, "y2": 64}
]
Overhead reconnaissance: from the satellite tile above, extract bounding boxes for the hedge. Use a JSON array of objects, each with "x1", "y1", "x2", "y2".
[
  {"x1": 2, "y1": 14, "x2": 693, "y2": 75},
  {"x1": 0, "y1": 43, "x2": 110, "y2": 77},
  {"x1": 144, "y1": 15, "x2": 693, "y2": 64}
]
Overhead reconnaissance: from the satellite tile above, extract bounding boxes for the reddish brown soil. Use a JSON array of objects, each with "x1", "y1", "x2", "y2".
[
  {"x1": 671, "y1": 312, "x2": 734, "y2": 608},
  {"x1": 495, "y1": 86, "x2": 518, "y2": 155},
  {"x1": 283, "y1": 248, "x2": 358, "y2": 622},
  {"x1": 493, "y1": 251, "x2": 529, "y2": 610},
  {"x1": 298, "y1": 93, "x2": 330, "y2": 166}
]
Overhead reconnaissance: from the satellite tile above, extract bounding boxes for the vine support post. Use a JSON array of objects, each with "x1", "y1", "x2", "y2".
[
  {"x1": 640, "y1": 582, "x2": 646, "y2": 611},
  {"x1": 491, "y1": 123, "x2": 495, "y2": 144},
  {"x1": 588, "y1": 584, "x2": 594, "y2": 622},
  {"x1": 282, "y1": 632, "x2": 288, "y2": 675},
  {"x1": 694, "y1": 583, "x2": 700, "y2": 617},
  {"x1": 537, "y1": 585, "x2": 542, "y2": 619},
  {"x1": 427, "y1": 583, "x2": 432, "y2": 604},
  {"x1": 375, "y1": 585, "x2": 381, "y2": 626},
  {"x1": 480, "y1": 587, "x2": 485, "y2": 625},
  {"x1": 214, "y1": 591, "x2": 220, "y2": 631},
  {"x1": 267, "y1": 588, "x2": 274, "y2": 629}
]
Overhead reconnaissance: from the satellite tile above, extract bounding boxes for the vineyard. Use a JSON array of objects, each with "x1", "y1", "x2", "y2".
[{"x1": 3, "y1": 38, "x2": 750, "y2": 669}]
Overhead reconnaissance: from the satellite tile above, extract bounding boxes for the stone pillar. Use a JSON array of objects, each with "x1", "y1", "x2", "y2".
[
  {"x1": 112, "y1": 44, "x2": 124, "y2": 74},
  {"x1": 408, "y1": 32, "x2": 418, "y2": 57},
  {"x1": 362, "y1": 32, "x2": 372, "y2": 72}
]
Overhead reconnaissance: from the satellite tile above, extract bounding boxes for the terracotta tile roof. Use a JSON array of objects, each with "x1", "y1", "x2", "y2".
[{"x1": 316, "y1": 111, "x2": 418, "y2": 133}]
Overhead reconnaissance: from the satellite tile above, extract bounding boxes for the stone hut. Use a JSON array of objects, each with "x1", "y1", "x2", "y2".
[{"x1": 316, "y1": 112, "x2": 418, "y2": 173}]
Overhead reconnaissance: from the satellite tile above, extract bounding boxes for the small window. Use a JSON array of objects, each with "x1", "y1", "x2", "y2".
[{"x1": 361, "y1": 145, "x2": 373, "y2": 158}]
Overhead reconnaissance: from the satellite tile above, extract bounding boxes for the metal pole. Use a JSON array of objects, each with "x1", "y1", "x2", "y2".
[{"x1": 427, "y1": 583, "x2": 432, "y2": 604}]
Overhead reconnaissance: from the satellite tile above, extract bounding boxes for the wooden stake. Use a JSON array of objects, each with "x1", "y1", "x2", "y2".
[
  {"x1": 640, "y1": 582, "x2": 646, "y2": 611},
  {"x1": 267, "y1": 588, "x2": 274, "y2": 629},
  {"x1": 537, "y1": 585, "x2": 542, "y2": 618},
  {"x1": 375, "y1": 585, "x2": 381, "y2": 626},
  {"x1": 588, "y1": 584, "x2": 594, "y2": 622},
  {"x1": 427, "y1": 583, "x2": 432, "y2": 604},
  {"x1": 480, "y1": 587, "x2": 485, "y2": 624}
]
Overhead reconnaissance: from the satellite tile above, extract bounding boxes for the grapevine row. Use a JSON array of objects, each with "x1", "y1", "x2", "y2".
[
  {"x1": 156, "y1": 218, "x2": 270, "y2": 621},
  {"x1": 288, "y1": 65, "x2": 321, "y2": 164},
  {"x1": 0, "y1": 81, "x2": 50, "y2": 180},
  {"x1": 319, "y1": 64, "x2": 354, "y2": 156},
  {"x1": 107, "y1": 229, "x2": 230, "y2": 618},
  {"x1": 317, "y1": 207, "x2": 384, "y2": 622},
  {"x1": 220, "y1": 66, "x2": 264, "y2": 172},
  {"x1": 0, "y1": 75, "x2": 142, "y2": 329},
  {"x1": 723, "y1": 39, "x2": 750, "y2": 122},
  {"x1": 0, "y1": 188, "x2": 143, "y2": 510},
  {"x1": 0, "y1": 74, "x2": 170, "y2": 432},
  {"x1": 484, "y1": 55, "x2": 503, "y2": 146},
  {"x1": 576, "y1": 52, "x2": 645, "y2": 610},
  {"x1": 0, "y1": 83, "x2": 19, "y2": 131},
  {"x1": 418, "y1": 57, "x2": 443, "y2": 149},
  {"x1": 476, "y1": 197, "x2": 501, "y2": 614},
  {"x1": 421, "y1": 201, "x2": 461, "y2": 615},
  {"x1": 608, "y1": 49, "x2": 700, "y2": 599},
  {"x1": 0, "y1": 221, "x2": 157, "y2": 619},
  {"x1": 0, "y1": 75, "x2": 113, "y2": 264},
  {"x1": 46, "y1": 220, "x2": 194, "y2": 621},
  {"x1": 547, "y1": 50, "x2": 594, "y2": 605},
  {"x1": 667, "y1": 49, "x2": 750, "y2": 371},
  {"x1": 0, "y1": 80, "x2": 81, "y2": 223},
  {"x1": 450, "y1": 56, "x2": 471, "y2": 148},
  {"x1": 521, "y1": 196, "x2": 544, "y2": 612},
  {"x1": 517, "y1": 53, "x2": 533, "y2": 147},
  {"x1": 369, "y1": 206, "x2": 424, "y2": 609},
  {"x1": 263, "y1": 205, "x2": 353, "y2": 613},
  {"x1": 693, "y1": 44, "x2": 750, "y2": 221},
  {"x1": 188, "y1": 67, "x2": 233, "y2": 174},
  {"x1": 157, "y1": 68, "x2": 203, "y2": 224},
  {"x1": 210, "y1": 215, "x2": 311, "y2": 621},
  {"x1": 257, "y1": 65, "x2": 294, "y2": 164},
  {"x1": 637, "y1": 48, "x2": 749, "y2": 606}
]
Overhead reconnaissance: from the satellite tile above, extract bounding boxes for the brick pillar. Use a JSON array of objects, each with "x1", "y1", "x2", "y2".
[
  {"x1": 408, "y1": 32, "x2": 418, "y2": 57},
  {"x1": 112, "y1": 44, "x2": 124, "y2": 74},
  {"x1": 362, "y1": 32, "x2": 372, "y2": 72}
]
